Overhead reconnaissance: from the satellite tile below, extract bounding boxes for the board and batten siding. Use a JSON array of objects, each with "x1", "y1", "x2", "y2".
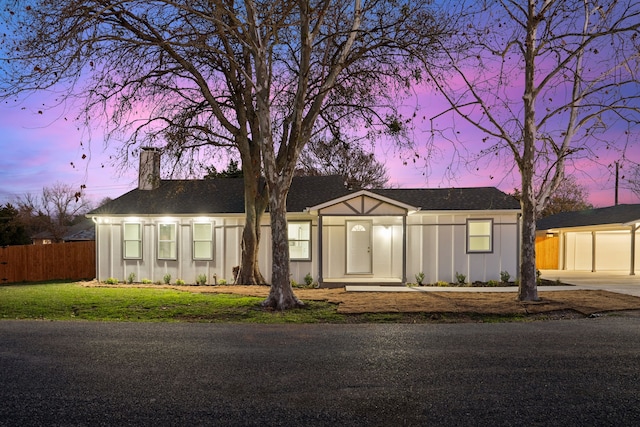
[
  {"x1": 95, "y1": 217, "x2": 246, "y2": 284},
  {"x1": 406, "y1": 212, "x2": 519, "y2": 284},
  {"x1": 93, "y1": 210, "x2": 519, "y2": 285}
]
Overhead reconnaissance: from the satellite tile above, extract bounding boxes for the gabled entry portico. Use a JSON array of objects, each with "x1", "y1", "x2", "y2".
[{"x1": 306, "y1": 190, "x2": 418, "y2": 287}]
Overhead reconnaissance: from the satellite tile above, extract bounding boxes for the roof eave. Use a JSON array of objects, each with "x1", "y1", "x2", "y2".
[{"x1": 305, "y1": 189, "x2": 420, "y2": 214}]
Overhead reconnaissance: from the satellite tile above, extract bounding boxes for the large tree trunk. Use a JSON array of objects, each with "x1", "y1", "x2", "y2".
[
  {"x1": 517, "y1": 3, "x2": 539, "y2": 302},
  {"x1": 261, "y1": 179, "x2": 304, "y2": 310},
  {"x1": 236, "y1": 161, "x2": 268, "y2": 285},
  {"x1": 237, "y1": 200, "x2": 267, "y2": 285},
  {"x1": 518, "y1": 120, "x2": 540, "y2": 301},
  {"x1": 518, "y1": 183, "x2": 539, "y2": 301}
]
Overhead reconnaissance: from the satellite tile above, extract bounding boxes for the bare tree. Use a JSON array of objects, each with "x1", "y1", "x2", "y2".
[
  {"x1": 512, "y1": 175, "x2": 593, "y2": 217},
  {"x1": 13, "y1": 193, "x2": 49, "y2": 238},
  {"x1": 623, "y1": 164, "x2": 640, "y2": 201},
  {"x1": 425, "y1": 0, "x2": 640, "y2": 300},
  {"x1": 15, "y1": 182, "x2": 92, "y2": 242},
  {"x1": 2, "y1": 1, "x2": 449, "y2": 308},
  {"x1": 296, "y1": 138, "x2": 389, "y2": 189},
  {"x1": 540, "y1": 175, "x2": 593, "y2": 217}
]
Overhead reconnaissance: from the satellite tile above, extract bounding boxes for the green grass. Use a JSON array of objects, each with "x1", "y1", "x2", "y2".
[
  {"x1": 0, "y1": 282, "x2": 344, "y2": 323},
  {"x1": 0, "y1": 282, "x2": 567, "y2": 324}
]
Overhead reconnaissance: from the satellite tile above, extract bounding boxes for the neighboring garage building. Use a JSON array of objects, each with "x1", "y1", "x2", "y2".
[{"x1": 536, "y1": 204, "x2": 640, "y2": 275}]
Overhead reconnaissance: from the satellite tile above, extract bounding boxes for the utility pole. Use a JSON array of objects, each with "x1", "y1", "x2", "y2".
[{"x1": 615, "y1": 161, "x2": 619, "y2": 206}]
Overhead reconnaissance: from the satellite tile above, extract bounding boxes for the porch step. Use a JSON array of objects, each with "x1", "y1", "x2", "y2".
[{"x1": 319, "y1": 282, "x2": 402, "y2": 289}]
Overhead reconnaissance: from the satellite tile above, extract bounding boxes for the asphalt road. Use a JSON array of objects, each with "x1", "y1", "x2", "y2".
[{"x1": 1, "y1": 318, "x2": 640, "y2": 426}]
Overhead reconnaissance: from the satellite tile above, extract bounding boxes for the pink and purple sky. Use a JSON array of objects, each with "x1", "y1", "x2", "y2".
[
  {"x1": 0, "y1": 96, "x2": 136, "y2": 207},
  {"x1": 1, "y1": 1, "x2": 639, "y2": 212},
  {"x1": 1, "y1": 90, "x2": 638, "y2": 209}
]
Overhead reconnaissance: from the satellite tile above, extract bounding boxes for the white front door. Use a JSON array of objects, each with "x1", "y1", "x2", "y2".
[{"x1": 346, "y1": 220, "x2": 372, "y2": 274}]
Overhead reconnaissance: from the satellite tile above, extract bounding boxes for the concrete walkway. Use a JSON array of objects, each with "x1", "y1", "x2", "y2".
[
  {"x1": 346, "y1": 270, "x2": 640, "y2": 297},
  {"x1": 540, "y1": 270, "x2": 640, "y2": 297},
  {"x1": 345, "y1": 284, "x2": 579, "y2": 293}
]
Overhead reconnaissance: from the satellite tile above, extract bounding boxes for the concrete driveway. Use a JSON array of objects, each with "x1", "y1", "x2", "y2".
[
  {"x1": 344, "y1": 270, "x2": 640, "y2": 299},
  {"x1": 541, "y1": 269, "x2": 640, "y2": 297}
]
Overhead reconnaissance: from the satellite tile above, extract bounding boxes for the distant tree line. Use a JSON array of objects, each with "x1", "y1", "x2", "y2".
[
  {"x1": 0, "y1": 203, "x2": 31, "y2": 246},
  {"x1": 0, "y1": 182, "x2": 96, "y2": 246},
  {"x1": 511, "y1": 175, "x2": 593, "y2": 219}
]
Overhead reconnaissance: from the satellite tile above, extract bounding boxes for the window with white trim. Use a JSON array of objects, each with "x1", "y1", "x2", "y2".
[
  {"x1": 123, "y1": 223, "x2": 142, "y2": 259},
  {"x1": 288, "y1": 221, "x2": 311, "y2": 261},
  {"x1": 467, "y1": 219, "x2": 493, "y2": 253},
  {"x1": 193, "y1": 223, "x2": 213, "y2": 260},
  {"x1": 158, "y1": 223, "x2": 177, "y2": 260}
]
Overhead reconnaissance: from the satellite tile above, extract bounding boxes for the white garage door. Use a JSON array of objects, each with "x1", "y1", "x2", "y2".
[
  {"x1": 565, "y1": 232, "x2": 592, "y2": 270},
  {"x1": 564, "y1": 230, "x2": 635, "y2": 271},
  {"x1": 595, "y1": 232, "x2": 631, "y2": 271}
]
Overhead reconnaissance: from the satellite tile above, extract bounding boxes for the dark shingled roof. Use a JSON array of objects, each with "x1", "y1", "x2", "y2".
[
  {"x1": 536, "y1": 204, "x2": 640, "y2": 230},
  {"x1": 31, "y1": 218, "x2": 95, "y2": 241},
  {"x1": 371, "y1": 187, "x2": 520, "y2": 211},
  {"x1": 63, "y1": 219, "x2": 96, "y2": 241},
  {"x1": 89, "y1": 176, "x2": 520, "y2": 216},
  {"x1": 90, "y1": 176, "x2": 520, "y2": 215},
  {"x1": 90, "y1": 175, "x2": 351, "y2": 215}
]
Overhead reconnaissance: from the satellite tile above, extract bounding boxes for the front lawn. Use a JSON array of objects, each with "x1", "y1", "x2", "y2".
[
  {"x1": 4, "y1": 281, "x2": 639, "y2": 323},
  {"x1": 0, "y1": 282, "x2": 343, "y2": 323}
]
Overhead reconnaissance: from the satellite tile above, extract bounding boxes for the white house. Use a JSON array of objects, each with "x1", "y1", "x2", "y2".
[{"x1": 89, "y1": 149, "x2": 522, "y2": 286}]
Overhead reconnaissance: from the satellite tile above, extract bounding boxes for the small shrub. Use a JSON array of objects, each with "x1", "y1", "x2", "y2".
[
  {"x1": 304, "y1": 273, "x2": 314, "y2": 287},
  {"x1": 141, "y1": 278, "x2": 152, "y2": 284},
  {"x1": 290, "y1": 279, "x2": 299, "y2": 287},
  {"x1": 455, "y1": 272, "x2": 466, "y2": 286},
  {"x1": 218, "y1": 278, "x2": 227, "y2": 285},
  {"x1": 175, "y1": 279, "x2": 185, "y2": 285},
  {"x1": 196, "y1": 274, "x2": 207, "y2": 285},
  {"x1": 435, "y1": 280, "x2": 449, "y2": 287},
  {"x1": 415, "y1": 272, "x2": 425, "y2": 284},
  {"x1": 155, "y1": 280, "x2": 162, "y2": 286},
  {"x1": 536, "y1": 269, "x2": 542, "y2": 284},
  {"x1": 104, "y1": 277, "x2": 119, "y2": 285},
  {"x1": 406, "y1": 282, "x2": 417, "y2": 287},
  {"x1": 500, "y1": 271, "x2": 511, "y2": 283},
  {"x1": 487, "y1": 280, "x2": 500, "y2": 287},
  {"x1": 127, "y1": 272, "x2": 136, "y2": 284},
  {"x1": 163, "y1": 273, "x2": 172, "y2": 285}
]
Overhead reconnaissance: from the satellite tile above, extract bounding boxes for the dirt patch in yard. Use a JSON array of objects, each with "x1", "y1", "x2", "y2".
[
  {"x1": 85, "y1": 282, "x2": 640, "y2": 317},
  {"x1": 304, "y1": 288, "x2": 640, "y2": 316}
]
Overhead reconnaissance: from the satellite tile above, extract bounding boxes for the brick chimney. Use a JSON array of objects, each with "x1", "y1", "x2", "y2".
[{"x1": 138, "y1": 147, "x2": 161, "y2": 190}]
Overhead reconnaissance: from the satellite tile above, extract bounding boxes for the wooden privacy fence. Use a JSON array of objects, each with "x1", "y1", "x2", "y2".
[
  {"x1": 535, "y1": 235, "x2": 559, "y2": 270},
  {"x1": 0, "y1": 241, "x2": 95, "y2": 284}
]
